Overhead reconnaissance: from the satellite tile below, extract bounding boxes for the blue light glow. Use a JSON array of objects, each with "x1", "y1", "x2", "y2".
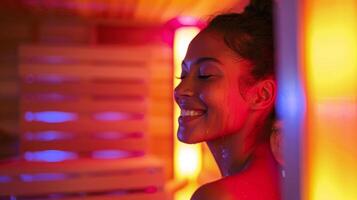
[
  {"x1": 92, "y1": 150, "x2": 131, "y2": 159},
  {"x1": 25, "y1": 111, "x2": 78, "y2": 123},
  {"x1": 24, "y1": 150, "x2": 78, "y2": 162},
  {"x1": 37, "y1": 93, "x2": 68, "y2": 101},
  {"x1": 35, "y1": 75, "x2": 66, "y2": 84},
  {"x1": 24, "y1": 131, "x2": 73, "y2": 141},
  {"x1": 93, "y1": 112, "x2": 132, "y2": 121},
  {"x1": 0, "y1": 176, "x2": 11, "y2": 183},
  {"x1": 20, "y1": 173, "x2": 69, "y2": 182}
]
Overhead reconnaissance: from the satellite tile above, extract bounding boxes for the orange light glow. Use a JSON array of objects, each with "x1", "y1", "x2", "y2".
[
  {"x1": 173, "y1": 27, "x2": 202, "y2": 181},
  {"x1": 303, "y1": 0, "x2": 357, "y2": 199}
]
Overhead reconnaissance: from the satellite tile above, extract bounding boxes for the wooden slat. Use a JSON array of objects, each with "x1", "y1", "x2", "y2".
[
  {"x1": 21, "y1": 81, "x2": 148, "y2": 97},
  {"x1": 19, "y1": 45, "x2": 169, "y2": 63},
  {"x1": 149, "y1": 100, "x2": 171, "y2": 115},
  {"x1": 149, "y1": 63, "x2": 171, "y2": 81},
  {"x1": 20, "y1": 120, "x2": 147, "y2": 133},
  {"x1": 20, "y1": 137, "x2": 148, "y2": 152},
  {"x1": 0, "y1": 64, "x2": 17, "y2": 79},
  {"x1": 20, "y1": 100, "x2": 147, "y2": 113},
  {"x1": 0, "y1": 97, "x2": 18, "y2": 119},
  {"x1": 0, "y1": 168, "x2": 164, "y2": 196},
  {"x1": 0, "y1": 80, "x2": 18, "y2": 97},
  {"x1": 0, "y1": 156, "x2": 162, "y2": 174},
  {"x1": 148, "y1": 116, "x2": 171, "y2": 136},
  {"x1": 149, "y1": 83, "x2": 172, "y2": 100},
  {"x1": 19, "y1": 64, "x2": 149, "y2": 80}
]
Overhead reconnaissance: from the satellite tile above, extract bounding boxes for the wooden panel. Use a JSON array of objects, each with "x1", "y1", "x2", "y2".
[
  {"x1": 20, "y1": 100, "x2": 146, "y2": 113},
  {"x1": 21, "y1": 137, "x2": 147, "y2": 152},
  {"x1": 149, "y1": 82, "x2": 172, "y2": 100},
  {"x1": 12, "y1": 44, "x2": 172, "y2": 198},
  {"x1": 19, "y1": 45, "x2": 168, "y2": 63},
  {"x1": 19, "y1": 64, "x2": 149, "y2": 80},
  {"x1": 18, "y1": 45, "x2": 154, "y2": 154},
  {"x1": 20, "y1": 119, "x2": 146, "y2": 133},
  {"x1": 0, "y1": 156, "x2": 166, "y2": 197},
  {"x1": 21, "y1": 81, "x2": 148, "y2": 97},
  {"x1": 149, "y1": 100, "x2": 172, "y2": 116},
  {"x1": 0, "y1": 156, "x2": 162, "y2": 174},
  {"x1": 0, "y1": 172, "x2": 162, "y2": 195},
  {"x1": 0, "y1": 97, "x2": 18, "y2": 119}
]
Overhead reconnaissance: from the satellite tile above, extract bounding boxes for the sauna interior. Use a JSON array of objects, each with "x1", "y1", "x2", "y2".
[
  {"x1": 0, "y1": 1, "x2": 248, "y2": 200},
  {"x1": 1, "y1": 0, "x2": 357, "y2": 200}
]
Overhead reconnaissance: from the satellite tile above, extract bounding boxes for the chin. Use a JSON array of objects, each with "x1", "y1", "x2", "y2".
[{"x1": 177, "y1": 130, "x2": 202, "y2": 144}]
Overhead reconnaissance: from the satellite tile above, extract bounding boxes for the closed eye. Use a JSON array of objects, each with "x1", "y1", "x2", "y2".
[{"x1": 198, "y1": 75, "x2": 213, "y2": 80}]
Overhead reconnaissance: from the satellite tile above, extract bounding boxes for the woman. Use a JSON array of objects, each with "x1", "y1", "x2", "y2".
[{"x1": 174, "y1": 0, "x2": 283, "y2": 199}]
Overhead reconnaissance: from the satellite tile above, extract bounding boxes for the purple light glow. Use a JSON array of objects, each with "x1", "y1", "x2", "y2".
[
  {"x1": 93, "y1": 112, "x2": 142, "y2": 121},
  {"x1": 20, "y1": 173, "x2": 69, "y2": 182},
  {"x1": 24, "y1": 131, "x2": 73, "y2": 141},
  {"x1": 24, "y1": 150, "x2": 78, "y2": 162},
  {"x1": 25, "y1": 111, "x2": 78, "y2": 123},
  {"x1": 92, "y1": 150, "x2": 132, "y2": 160},
  {"x1": 24, "y1": 75, "x2": 78, "y2": 84},
  {"x1": 95, "y1": 131, "x2": 143, "y2": 140},
  {"x1": 0, "y1": 176, "x2": 12, "y2": 183}
]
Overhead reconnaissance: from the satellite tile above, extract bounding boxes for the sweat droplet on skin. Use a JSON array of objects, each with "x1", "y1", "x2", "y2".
[{"x1": 222, "y1": 148, "x2": 229, "y2": 159}]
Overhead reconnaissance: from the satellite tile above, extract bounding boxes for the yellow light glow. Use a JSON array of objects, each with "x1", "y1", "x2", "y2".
[
  {"x1": 303, "y1": 0, "x2": 357, "y2": 199},
  {"x1": 173, "y1": 27, "x2": 202, "y2": 181},
  {"x1": 305, "y1": 0, "x2": 357, "y2": 100}
]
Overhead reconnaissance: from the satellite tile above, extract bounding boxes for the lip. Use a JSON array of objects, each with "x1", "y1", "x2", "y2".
[{"x1": 178, "y1": 109, "x2": 205, "y2": 125}]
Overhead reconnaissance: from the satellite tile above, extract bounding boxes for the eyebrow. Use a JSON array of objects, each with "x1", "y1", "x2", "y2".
[{"x1": 182, "y1": 57, "x2": 222, "y2": 68}]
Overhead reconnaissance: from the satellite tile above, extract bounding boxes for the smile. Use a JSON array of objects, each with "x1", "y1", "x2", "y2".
[{"x1": 180, "y1": 109, "x2": 205, "y2": 117}]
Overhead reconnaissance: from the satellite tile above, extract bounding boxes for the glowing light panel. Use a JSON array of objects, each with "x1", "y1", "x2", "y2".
[
  {"x1": 303, "y1": 0, "x2": 357, "y2": 199},
  {"x1": 173, "y1": 27, "x2": 201, "y2": 181},
  {"x1": 25, "y1": 111, "x2": 78, "y2": 123},
  {"x1": 24, "y1": 150, "x2": 78, "y2": 162}
]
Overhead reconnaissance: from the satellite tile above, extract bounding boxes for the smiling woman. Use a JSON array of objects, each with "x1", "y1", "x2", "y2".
[{"x1": 174, "y1": 0, "x2": 282, "y2": 199}]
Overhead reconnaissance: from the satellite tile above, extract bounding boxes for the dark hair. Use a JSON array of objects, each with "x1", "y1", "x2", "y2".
[{"x1": 204, "y1": 0, "x2": 275, "y2": 80}]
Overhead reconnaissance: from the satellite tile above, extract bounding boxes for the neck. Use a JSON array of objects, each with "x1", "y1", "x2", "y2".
[{"x1": 206, "y1": 118, "x2": 276, "y2": 177}]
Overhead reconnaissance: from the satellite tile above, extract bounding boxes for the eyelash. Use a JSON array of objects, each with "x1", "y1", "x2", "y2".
[{"x1": 198, "y1": 75, "x2": 212, "y2": 80}]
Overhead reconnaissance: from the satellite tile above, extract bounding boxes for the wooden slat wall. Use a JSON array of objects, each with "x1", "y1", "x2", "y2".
[
  {"x1": 19, "y1": 45, "x2": 149, "y2": 155},
  {"x1": 19, "y1": 45, "x2": 172, "y2": 157},
  {"x1": 0, "y1": 156, "x2": 167, "y2": 200},
  {"x1": 0, "y1": 44, "x2": 173, "y2": 199}
]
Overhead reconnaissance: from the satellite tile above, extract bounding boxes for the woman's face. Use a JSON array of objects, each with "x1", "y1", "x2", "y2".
[{"x1": 174, "y1": 30, "x2": 253, "y2": 144}]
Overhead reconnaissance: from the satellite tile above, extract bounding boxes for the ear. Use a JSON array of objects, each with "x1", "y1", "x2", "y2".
[
  {"x1": 270, "y1": 120, "x2": 284, "y2": 166},
  {"x1": 247, "y1": 79, "x2": 276, "y2": 110}
]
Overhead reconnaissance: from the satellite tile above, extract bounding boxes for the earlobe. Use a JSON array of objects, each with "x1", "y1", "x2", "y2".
[{"x1": 270, "y1": 120, "x2": 284, "y2": 166}]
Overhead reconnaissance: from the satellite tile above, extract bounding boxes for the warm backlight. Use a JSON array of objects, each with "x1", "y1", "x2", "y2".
[
  {"x1": 173, "y1": 27, "x2": 201, "y2": 181},
  {"x1": 303, "y1": 0, "x2": 357, "y2": 199}
]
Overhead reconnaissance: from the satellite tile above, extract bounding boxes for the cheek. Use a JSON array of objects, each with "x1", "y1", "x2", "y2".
[
  {"x1": 200, "y1": 84, "x2": 243, "y2": 132},
  {"x1": 206, "y1": 84, "x2": 249, "y2": 135}
]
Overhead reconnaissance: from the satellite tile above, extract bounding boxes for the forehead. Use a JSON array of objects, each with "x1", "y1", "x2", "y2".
[
  {"x1": 184, "y1": 30, "x2": 234, "y2": 62},
  {"x1": 183, "y1": 30, "x2": 250, "y2": 75}
]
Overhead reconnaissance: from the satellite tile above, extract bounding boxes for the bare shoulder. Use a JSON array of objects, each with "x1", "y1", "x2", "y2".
[
  {"x1": 190, "y1": 170, "x2": 280, "y2": 200},
  {"x1": 190, "y1": 179, "x2": 235, "y2": 200}
]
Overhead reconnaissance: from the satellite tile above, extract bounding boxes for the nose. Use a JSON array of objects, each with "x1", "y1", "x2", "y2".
[{"x1": 174, "y1": 80, "x2": 194, "y2": 103}]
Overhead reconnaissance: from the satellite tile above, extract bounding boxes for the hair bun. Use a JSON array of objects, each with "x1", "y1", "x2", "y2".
[{"x1": 243, "y1": 0, "x2": 273, "y2": 17}]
